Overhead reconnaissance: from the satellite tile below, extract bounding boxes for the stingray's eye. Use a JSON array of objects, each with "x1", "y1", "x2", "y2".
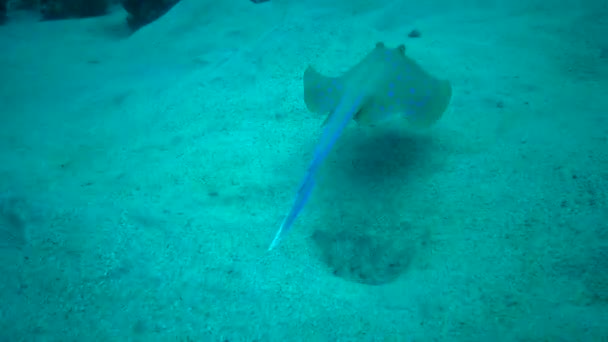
[{"x1": 398, "y1": 44, "x2": 406, "y2": 54}]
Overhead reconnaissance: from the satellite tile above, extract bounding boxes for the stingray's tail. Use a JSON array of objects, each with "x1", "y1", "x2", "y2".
[
  {"x1": 268, "y1": 172, "x2": 316, "y2": 251},
  {"x1": 269, "y1": 93, "x2": 362, "y2": 251}
]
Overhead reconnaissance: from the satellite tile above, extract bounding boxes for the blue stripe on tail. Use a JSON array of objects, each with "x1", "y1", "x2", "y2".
[{"x1": 269, "y1": 94, "x2": 363, "y2": 250}]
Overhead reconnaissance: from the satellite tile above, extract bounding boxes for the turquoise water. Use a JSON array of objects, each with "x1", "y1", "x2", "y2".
[{"x1": 0, "y1": 0, "x2": 606, "y2": 340}]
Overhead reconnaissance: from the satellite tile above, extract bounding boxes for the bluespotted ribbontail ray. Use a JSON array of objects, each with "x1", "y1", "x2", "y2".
[{"x1": 269, "y1": 42, "x2": 452, "y2": 251}]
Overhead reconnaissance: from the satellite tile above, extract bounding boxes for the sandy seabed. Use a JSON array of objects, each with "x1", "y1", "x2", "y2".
[{"x1": 0, "y1": 0, "x2": 606, "y2": 340}]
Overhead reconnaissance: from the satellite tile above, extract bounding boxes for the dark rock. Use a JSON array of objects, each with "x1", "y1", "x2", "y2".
[
  {"x1": 1, "y1": 0, "x2": 7, "y2": 24},
  {"x1": 12, "y1": 0, "x2": 38, "y2": 10},
  {"x1": 40, "y1": 0, "x2": 110, "y2": 20},
  {"x1": 120, "y1": 0, "x2": 180, "y2": 31},
  {"x1": 408, "y1": 29, "x2": 421, "y2": 38}
]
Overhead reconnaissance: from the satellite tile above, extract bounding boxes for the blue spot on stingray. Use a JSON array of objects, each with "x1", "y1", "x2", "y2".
[
  {"x1": 415, "y1": 99, "x2": 428, "y2": 107},
  {"x1": 329, "y1": 80, "x2": 339, "y2": 91}
]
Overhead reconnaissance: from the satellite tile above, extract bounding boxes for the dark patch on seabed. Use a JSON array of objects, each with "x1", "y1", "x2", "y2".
[
  {"x1": 0, "y1": 194, "x2": 30, "y2": 250},
  {"x1": 311, "y1": 219, "x2": 426, "y2": 285}
]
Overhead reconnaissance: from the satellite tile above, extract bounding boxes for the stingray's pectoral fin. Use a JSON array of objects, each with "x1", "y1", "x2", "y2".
[
  {"x1": 433, "y1": 80, "x2": 453, "y2": 121},
  {"x1": 408, "y1": 79, "x2": 453, "y2": 128},
  {"x1": 303, "y1": 66, "x2": 344, "y2": 115}
]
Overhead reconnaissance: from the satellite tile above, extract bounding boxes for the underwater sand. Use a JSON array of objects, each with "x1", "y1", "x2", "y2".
[{"x1": 0, "y1": 0, "x2": 606, "y2": 340}]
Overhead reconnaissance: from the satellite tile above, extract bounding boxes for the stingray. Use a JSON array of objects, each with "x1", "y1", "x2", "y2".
[{"x1": 268, "y1": 42, "x2": 452, "y2": 251}]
